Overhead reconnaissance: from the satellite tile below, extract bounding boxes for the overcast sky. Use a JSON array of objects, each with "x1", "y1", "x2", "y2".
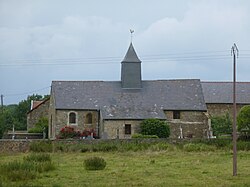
[{"x1": 1, "y1": 0, "x2": 250, "y2": 104}]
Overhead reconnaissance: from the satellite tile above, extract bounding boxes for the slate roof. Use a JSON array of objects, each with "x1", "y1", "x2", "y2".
[
  {"x1": 201, "y1": 82, "x2": 250, "y2": 104},
  {"x1": 51, "y1": 79, "x2": 207, "y2": 120},
  {"x1": 27, "y1": 98, "x2": 50, "y2": 114},
  {"x1": 122, "y1": 43, "x2": 141, "y2": 63}
]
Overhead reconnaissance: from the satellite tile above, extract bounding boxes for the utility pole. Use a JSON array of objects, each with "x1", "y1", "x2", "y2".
[
  {"x1": 231, "y1": 43, "x2": 238, "y2": 176},
  {"x1": 1, "y1": 94, "x2": 3, "y2": 113}
]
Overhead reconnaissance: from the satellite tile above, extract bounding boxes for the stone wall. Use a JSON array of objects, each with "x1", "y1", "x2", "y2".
[
  {"x1": 0, "y1": 140, "x2": 30, "y2": 153},
  {"x1": 206, "y1": 103, "x2": 247, "y2": 117},
  {"x1": 0, "y1": 138, "x2": 213, "y2": 153},
  {"x1": 103, "y1": 120, "x2": 141, "y2": 139},
  {"x1": 53, "y1": 110, "x2": 99, "y2": 138},
  {"x1": 27, "y1": 99, "x2": 50, "y2": 130},
  {"x1": 165, "y1": 111, "x2": 208, "y2": 139}
]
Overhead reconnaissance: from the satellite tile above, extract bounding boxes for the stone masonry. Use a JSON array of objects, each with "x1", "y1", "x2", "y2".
[{"x1": 27, "y1": 98, "x2": 50, "y2": 130}]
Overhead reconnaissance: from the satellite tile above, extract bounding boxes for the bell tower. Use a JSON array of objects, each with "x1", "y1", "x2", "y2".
[{"x1": 121, "y1": 42, "x2": 142, "y2": 89}]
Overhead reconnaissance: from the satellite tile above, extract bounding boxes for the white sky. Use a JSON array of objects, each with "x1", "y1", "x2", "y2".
[{"x1": 0, "y1": 0, "x2": 250, "y2": 104}]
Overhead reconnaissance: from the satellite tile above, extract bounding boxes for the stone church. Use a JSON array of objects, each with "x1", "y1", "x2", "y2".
[{"x1": 46, "y1": 43, "x2": 210, "y2": 139}]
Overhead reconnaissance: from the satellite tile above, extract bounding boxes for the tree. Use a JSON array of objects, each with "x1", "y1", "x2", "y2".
[
  {"x1": 0, "y1": 105, "x2": 16, "y2": 138},
  {"x1": 211, "y1": 113, "x2": 232, "y2": 136},
  {"x1": 13, "y1": 94, "x2": 49, "y2": 130},
  {"x1": 237, "y1": 105, "x2": 250, "y2": 137},
  {"x1": 0, "y1": 94, "x2": 49, "y2": 137},
  {"x1": 140, "y1": 119, "x2": 170, "y2": 138}
]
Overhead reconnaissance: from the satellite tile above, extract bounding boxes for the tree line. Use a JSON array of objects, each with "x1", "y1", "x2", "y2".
[{"x1": 0, "y1": 94, "x2": 49, "y2": 138}]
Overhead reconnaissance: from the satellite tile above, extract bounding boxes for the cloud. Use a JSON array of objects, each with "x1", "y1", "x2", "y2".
[
  {"x1": 136, "y1": 1, "x2": 250, "y2": 80},
  {"x1": 1, "y1": 0, "x2": 250, "y2": 104},
  {"x1": 138, "y1": 1, "x2": 250, "y2": 51}
]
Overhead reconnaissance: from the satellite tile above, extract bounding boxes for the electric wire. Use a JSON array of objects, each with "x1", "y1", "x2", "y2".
[
  {"x1": 1, "y1": 51, "x2": 250, "y2": 67},
  {"x1": 4, "y1": 86, "x2": 51, "y2": 97}
]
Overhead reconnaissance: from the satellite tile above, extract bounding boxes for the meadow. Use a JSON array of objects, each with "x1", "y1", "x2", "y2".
[{"x1": 0, "y1": 141, "x2": 250, "y2": 187}]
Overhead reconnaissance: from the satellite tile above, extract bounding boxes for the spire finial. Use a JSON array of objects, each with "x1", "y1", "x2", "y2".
[{"x1": 130, "y1": 29, "x2": 134, "y2": 43}]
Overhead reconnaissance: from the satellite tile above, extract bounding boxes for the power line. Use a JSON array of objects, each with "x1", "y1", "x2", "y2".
[
  {"x1": 4, "y1": 86, "x2": 51, "y2": 97},
  {"x1": 2, "y1": 54, "x2": 249, "y2": 67},
  {"x1": 2, "y1": 50, "x2": 249, "y2": 63}
]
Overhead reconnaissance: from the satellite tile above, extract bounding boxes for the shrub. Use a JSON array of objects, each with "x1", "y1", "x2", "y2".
[
  {"x1": 0, "y1": 153, "x2": 56, "y2": 182},
  {"x1": 34, "y1": 161, "x2": 56, "y2": 173},
  {"x1": 237, "y1": 105, "x2": 250, "y2": 138},
  {"x1": 29, "y1": 141, "x2": 53, "y2": 152},
  {"x1": 0, "y1": 161, "x2": 36, "y2": 181},
  {"x1": 24, "y1": 153, "x2": 52, "y2": 162},
  {"x1": 57, "y1": 126, "x2": 97, "y2": 139},
  {"x1": 84, "y1": 157, "x2": 106, "y2": 170},
  {"x1": 57, "y1": 126, "x2": 78, "y2": 139},
  {"x1": 211, "y1": 113, "x2": 232, "y2": 136},
  {"x1": 132, "y1": 133, "x2": 159, "y2": 138},
  {"x1": 140, "y1": 119, "x2": 170, "y2": 138},
  {"x1": 28, "y1": 117, "x2": 48, "y2": 138}
]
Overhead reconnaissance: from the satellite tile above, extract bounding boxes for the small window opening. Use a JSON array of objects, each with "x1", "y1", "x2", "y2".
[
  {"x1": 173, "y1": 111, "x2": 181, "y2": 119},
  {"x1": 86, "y1": 113, "x2": 92, "y2": 124},
  {"x1": 69, "y1": 112, "x2": 76, "y2": 124},
  {"x1": 125, "y1": 124, "x2": 131, "y2": 135}
]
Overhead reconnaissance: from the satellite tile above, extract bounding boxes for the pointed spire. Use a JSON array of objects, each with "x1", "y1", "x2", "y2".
[
  {"x1": 122, "y1": 43, "x2": 141, "y2": 63},
  {"x1": 121, "y1": 42, "x2": 142, "y2": 89}
]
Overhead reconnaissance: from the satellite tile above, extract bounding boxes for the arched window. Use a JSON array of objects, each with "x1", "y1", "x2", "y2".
[
  {"x1": 86, "y1": 113, "x2": 92, "y2": 124},
  {"x1": 69, "y1": 112, "x2": 76, "y2": 124}
]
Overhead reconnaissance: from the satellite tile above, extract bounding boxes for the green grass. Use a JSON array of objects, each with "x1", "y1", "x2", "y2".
[{"x1": 0, "y1": 150, "x2": 250, "y2": 187}]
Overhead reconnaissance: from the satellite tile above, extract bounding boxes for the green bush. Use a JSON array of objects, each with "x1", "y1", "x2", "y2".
[
  {"x1": 24, "y1": 153, "x2": 55, "y2": 173},
  {"x1": 132, "y1": 133, "x2": 159, "y2": 138},
  {"x1": 0, "y1": 161, "x2": 36, "y2": 181},
  {"x1": 28, "y1": 117, "x2": 48, "y2": 138},
  {"x1": 140, "y1": 119, "x2": 170, "y2": 138},
  {"x1": 237, "y1": 105, "x2": 250, "y2": 138},
  {"x1": 84, "y1": 157, "x2": 106, "y2": 170},
  {"x1": 211, "y1": 113, "x2": 232, "y2": 136},
  {"x1": 24, "y1": 153, "x2": 52, "y2": 162},
  {"x1": 29, "y1": 141, "x2": 53, "y2": 152},
  {"x1": 0, "y1": 153, "x2": 55, "y2": 182}
]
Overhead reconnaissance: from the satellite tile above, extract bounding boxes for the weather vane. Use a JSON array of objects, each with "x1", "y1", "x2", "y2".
[{"x1": 130, "y1": 29, "x2": 134, "y2": 43}]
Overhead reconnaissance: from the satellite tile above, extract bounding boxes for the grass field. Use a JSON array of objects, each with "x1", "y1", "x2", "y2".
[{"x1": 1, "y1": 150, "x2": 250, "y2": 187}]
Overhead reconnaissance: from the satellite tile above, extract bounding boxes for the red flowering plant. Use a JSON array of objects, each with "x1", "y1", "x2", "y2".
[
  {"x1": 57, "y1": 126, "x2": 79, "y2": 139},
  {"x1": 57, "y1": 126, "x2": 97, "y2": 139}
]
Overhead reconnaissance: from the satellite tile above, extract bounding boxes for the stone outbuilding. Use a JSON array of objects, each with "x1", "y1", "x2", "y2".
[
  {"x1": 27, "y1": 98, "x2": 50, "y2": 130},
  {"x1": 48, "y1": 43, "x2": 209, "y2": 139},
  {"x1": 202, "y1": 82, "x2": 250, "y2": 117}
]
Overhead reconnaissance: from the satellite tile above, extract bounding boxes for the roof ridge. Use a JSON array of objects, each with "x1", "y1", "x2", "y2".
[{"x1": 202, "y1": 81, "x2": 250, "y2": 83}]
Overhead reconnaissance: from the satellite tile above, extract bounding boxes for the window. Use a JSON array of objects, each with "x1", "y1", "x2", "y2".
[
  {"x1": 69, "y1": 112, "x2": 76, "y2": 124},
  {"x1": 173, "y1": 111, "x2": 181, "y2": 119},
  {"x1": 86, "y1": 113, "x2": 92, "y2": 124},
  {"x1": 125, "y1": 124, "x2": 131, "y2": 135}
]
